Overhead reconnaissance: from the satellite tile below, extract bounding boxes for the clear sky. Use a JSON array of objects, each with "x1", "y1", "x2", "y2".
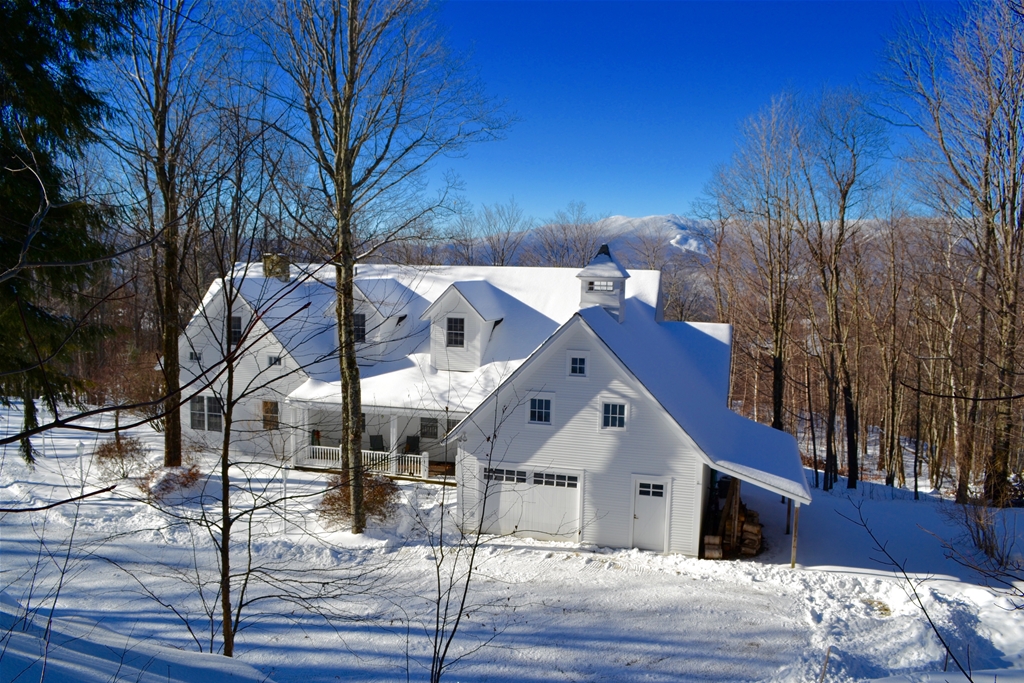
[{"x1": 432, "y1": 0, "x2": 938, "y2": 222}]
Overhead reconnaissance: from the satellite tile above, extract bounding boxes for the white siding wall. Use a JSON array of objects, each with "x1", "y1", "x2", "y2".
[
  {"x1": 180, "y1": 289, "x2": 310, "y2": 458},
  {"x1": 457, "y1": 319, "x2": 706, "y2": 555}
]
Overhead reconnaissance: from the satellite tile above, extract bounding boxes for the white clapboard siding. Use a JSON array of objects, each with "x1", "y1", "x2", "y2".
[
  {"x1": 180, "y1": 289, "x2": 312, "y2": 456},
  {"x1": 458, "y1": 317, "x2": 707, "y2": 553}
]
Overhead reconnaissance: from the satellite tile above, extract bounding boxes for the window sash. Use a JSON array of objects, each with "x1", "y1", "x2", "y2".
[
  {"x1": 484, "y1": 467, "x2": 526, "y2": 483},
  {"x1": 638, "y1": 482, "x2": 664, "y2": 497},
  {"x1": 533, "y1": 472, "x2": 578, "y2": 489},
  {"x1": 602, "y1": 402, "x2": 626, "y2": 428},
  {"x1": 570, "y1": 357, "x2": 586, "y2": 376},
  {"x1": 262, "y1": 401, "x2": 280, "y2": 431},
  {"x1": 420, "y1": 417, "x2": 439, "y2": 439},
  {"x1": 190, "y1": 397, "x2": 206, "y2": 431},
  {"x1": 446, "y1": 317, "x2": 465, "y2": 347},
  {"x1": 529, "y1": 398, "x2": 551, "y2": 424},
  {"x1": 353, "y1": 313, "x2": 366, "y2": 343},
  {"x1": 229, "y1": 316, "x2": 242, "y2": 346},
  {"x1": 206, "y1": 397, "x2": 223, "y2": 432}
]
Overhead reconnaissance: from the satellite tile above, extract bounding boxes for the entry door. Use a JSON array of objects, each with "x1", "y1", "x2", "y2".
[{"x1": 632, "y1": 479, "x2": 667, "y2": 552}]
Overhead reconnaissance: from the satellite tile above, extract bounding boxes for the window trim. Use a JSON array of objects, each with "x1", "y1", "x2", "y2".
[
  {"x1": 566, "y1": 350, "x2": 589, "y2": 379},
  {"x1": 599, "y1": 399, "x2": 628, "y2": 431},
  {"x1": 445, "y1": 316, "x2": 465, "y2": 348},
  {"x1": 525, "y1": 391, "x2": 554, "y2": 426}
]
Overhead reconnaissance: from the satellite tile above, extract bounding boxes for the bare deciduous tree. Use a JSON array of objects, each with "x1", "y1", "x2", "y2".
[{"x1": 264, "y1": 0, "x2": 507, "y2": 532}]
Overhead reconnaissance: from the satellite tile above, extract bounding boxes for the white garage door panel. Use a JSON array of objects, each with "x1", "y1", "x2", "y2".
[{"x1": 481, "y1": 480, "x2": 579, "y2": 541}]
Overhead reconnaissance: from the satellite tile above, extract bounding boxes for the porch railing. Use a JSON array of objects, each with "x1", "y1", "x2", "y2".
[{"x1": 297, "y1": 445, "x2": 429, "y2": 479}]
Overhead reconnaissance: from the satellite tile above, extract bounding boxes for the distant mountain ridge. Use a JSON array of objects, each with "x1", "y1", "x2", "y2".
[{"x1": 592, "y1": 214, "x2": 710, "y2": 256}]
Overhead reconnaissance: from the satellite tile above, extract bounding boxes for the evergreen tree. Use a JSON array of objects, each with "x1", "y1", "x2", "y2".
[{"x1": 0, "y1": 0, "x2": 135, "y2": 462}]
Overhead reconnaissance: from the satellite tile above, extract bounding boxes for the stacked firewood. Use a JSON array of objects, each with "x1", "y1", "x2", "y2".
[
  {"x1": 738, "y1": 509, "x2": 763, "y2": 556},
  {"x1": 703, "y1": 477, "x2": 764, "y2": 559}
]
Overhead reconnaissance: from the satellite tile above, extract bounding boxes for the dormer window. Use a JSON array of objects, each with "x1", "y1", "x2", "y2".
[
  {"x1": 588, "y1": 280, "x2": 615, "y2": 292},
  {"x1": 446, "y1": 317, "x2": 465, "y2": 347},
  {"x1": 353, "y1": 313, "x2": 366, "y2": 343}
]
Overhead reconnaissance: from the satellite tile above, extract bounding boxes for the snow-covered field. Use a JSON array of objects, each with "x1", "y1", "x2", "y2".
[{"x1": 1, "y1": 403, "x2": 1021, "y2": 683}]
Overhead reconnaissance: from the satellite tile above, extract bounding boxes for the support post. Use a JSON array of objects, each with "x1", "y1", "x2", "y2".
[
  {"x1": 790, "y1": 503, "x2": 801, "y2": 568},
  {"x1": 389, "y1": 450, "x2": 398, "y2": 475},
  {"x1": 389, "y1": 414, "x2": 399, "y2": 453},
  {"x1": 421, "y1": 451, "x2": 429, "y2": 479}
]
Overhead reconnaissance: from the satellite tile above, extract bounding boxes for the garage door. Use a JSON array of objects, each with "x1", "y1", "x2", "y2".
[{"x1": 480, "y1": 467, "x2": 580, "y2": 540}]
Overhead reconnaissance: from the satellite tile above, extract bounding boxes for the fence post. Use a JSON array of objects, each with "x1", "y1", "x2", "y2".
[{"x1": 420, "y1": 451, "x2": 429, "y2": 479}]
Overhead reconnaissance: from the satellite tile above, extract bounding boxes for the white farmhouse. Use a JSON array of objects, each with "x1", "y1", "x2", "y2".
[{"x1": 179, "y1": 249, "x2": 810, "y2": 556}]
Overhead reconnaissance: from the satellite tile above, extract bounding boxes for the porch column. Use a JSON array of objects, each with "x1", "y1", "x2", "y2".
[
  {"x1": 790, "y1": 502, "x2": 801, "y2": 568},
  {"x1": 389, "y1": 414, "x2": 399, "y2": 453}
]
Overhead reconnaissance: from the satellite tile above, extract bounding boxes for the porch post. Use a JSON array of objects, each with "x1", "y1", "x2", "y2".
[
  {"x1": 420, "y1": 451, "x2": 429, "y2": 479},
  {"x1": 389, "y1": 414, "x2": 398, "y2": 453},
  {"x1": 790, "y1": 503, "x2": 801, "y2": 568}
]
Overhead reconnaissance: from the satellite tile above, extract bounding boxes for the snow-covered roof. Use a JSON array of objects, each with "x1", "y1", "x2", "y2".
[
  {"x1": 576, "y1": 244, "x2": 630, "y2": 280},
  {"x1": 420, "y1": 280, "x2": 506, "y2": 322},
  {"x1": 261, "y1": 264, "x2": 662, "y2": 413},
  {"x1": 578, "y1": 303, "x2": 811, "y2": 504}
]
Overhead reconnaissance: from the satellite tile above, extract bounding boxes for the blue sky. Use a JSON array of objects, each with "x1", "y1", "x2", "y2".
[{"x1": 433, "y1": 0, "x2": 938, "y2": 221}]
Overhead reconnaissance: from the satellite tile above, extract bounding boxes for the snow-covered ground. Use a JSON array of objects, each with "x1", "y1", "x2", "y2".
[{"x1": 1, "y1": 403, "x2": 1021, "y2": 683}]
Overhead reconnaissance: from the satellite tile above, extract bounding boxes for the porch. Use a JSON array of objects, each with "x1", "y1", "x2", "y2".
[
  {"x1": 286, "y1": 402, "x2": 463, "y2": 480},
  {"x1": 295, "y1": 444, "x2": 431, "y2": 478}
]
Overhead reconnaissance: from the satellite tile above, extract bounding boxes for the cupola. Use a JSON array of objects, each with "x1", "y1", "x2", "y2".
[{"x1": 576, "y1": 244, "x2": 629, "y2": 322}]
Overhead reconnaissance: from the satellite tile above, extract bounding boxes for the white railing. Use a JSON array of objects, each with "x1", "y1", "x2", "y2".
[{"x1": 297, "y1": 445, "x2": 430, "y2": 479}]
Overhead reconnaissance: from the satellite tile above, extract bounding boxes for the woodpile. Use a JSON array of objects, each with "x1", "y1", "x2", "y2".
[{"x1": 703, "y1": 477, "x2": 764, "y2": 559}]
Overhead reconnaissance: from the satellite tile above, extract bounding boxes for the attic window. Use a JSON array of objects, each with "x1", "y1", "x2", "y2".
[
  {"x1": 267, "y1": 355, "x2": 282, "y2": 367},
  {"x1": 189, "y1": 351, "x2": 202, "y2": 363},
  {"x1": 587, "y1": 280, "x2": 615, "y2": 292},
  {"x1": 602, "y1": 402, "x2": 626, "y2": 429},
  {"x1": 446, "y1": 317, "x2": 464, "y2": 347},
  {"x1": 353, "y1": 313, "x2": 366, "y2": 343}
]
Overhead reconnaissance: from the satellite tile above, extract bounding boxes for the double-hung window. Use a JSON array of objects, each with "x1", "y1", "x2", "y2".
[
  {"x1": 190, "y1": 397, "x2": 206, "y2": 430},
  {"x1": 420, "y1": 417, "x2": 439, "y2": 439},
  {"x1": 529, "y1": 397, "x2": 551, "y2": 425},
  {"x1": 602, "y1": 402, "x2": 626, "y2": 429},
  {"x1": 262, "y1": 401, "x2": 280, "y2": 430},
  {"x1": 191, "y1": 396, "x2": 222, "y2": 432},
  {"x1": 446, "y1": 317, "x2": 464, "y2": 347}
]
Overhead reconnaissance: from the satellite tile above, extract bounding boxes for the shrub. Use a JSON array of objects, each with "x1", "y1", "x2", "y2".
[
  {"x1": 140, "y1": 464, "x2": 202, "y2": 503},
  {"x1": 318, "y1": 473, "x2": 400, "y2": 527},
  {"x1": 94, "y1": 436, "x2": 148, "y2": 480}
]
